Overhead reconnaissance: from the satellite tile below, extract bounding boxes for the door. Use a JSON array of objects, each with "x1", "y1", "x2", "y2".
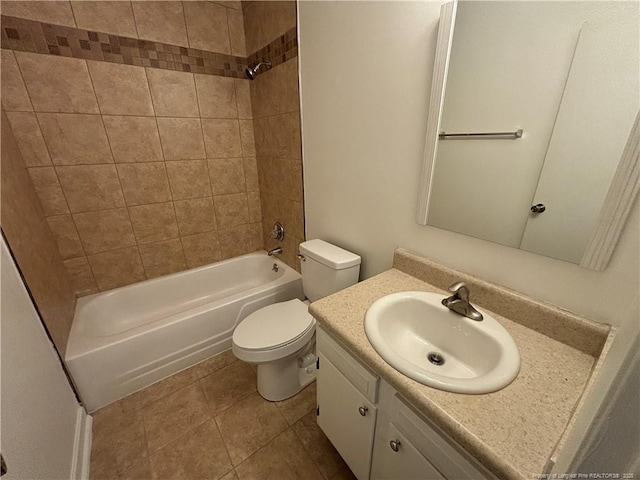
[{"x1": 1, "y1": 238, "x2": 90, "y2": 479}]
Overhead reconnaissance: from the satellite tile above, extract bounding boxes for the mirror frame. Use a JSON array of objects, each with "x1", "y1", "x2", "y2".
[{"x1": 416, "y1": 0, "x2": 640, "y2": 271}]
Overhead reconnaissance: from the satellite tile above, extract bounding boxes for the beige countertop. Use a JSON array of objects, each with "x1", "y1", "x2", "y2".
[{"x1": 309, "y1": 250, "x2": 611, "y2": 480}]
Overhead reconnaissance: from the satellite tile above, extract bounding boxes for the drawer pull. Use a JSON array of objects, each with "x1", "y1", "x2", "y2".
[
  {"x1": 390, "y1": 439, "x2": 401, "y2": 452},
  {"x1": 358, "y1": 406, "x2": 368, "y2": 416}
]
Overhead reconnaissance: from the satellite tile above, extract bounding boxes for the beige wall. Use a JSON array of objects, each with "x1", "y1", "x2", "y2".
[
  {"x1": 1, "y1": 109, "x2": 76, "y2": 355},
  {"x1": 298, "y1": 1, "x2": 639, "y2": 330},
  {"x1": 1, "y1": 1, "x2": 263, "y2": 294},
  {"x1": 244, "y1": 1, "x2": 304, "y2": 271}
]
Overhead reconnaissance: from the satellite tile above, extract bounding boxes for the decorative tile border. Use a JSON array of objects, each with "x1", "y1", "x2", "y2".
[
  {"x1": 1, "y1": 15, "x2": 298, "y2": 78},
  {"x1": 247, "y1": 27, "x2": 298, "y2": 70}
]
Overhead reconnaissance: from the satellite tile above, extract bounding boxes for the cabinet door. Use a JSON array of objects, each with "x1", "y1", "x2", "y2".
[
  {"x1": 372, "y1": 423, "x2": 445, "y2": 480},
  {"x1": 317, "y1": 354, "x2": 377, "y2": 480}
]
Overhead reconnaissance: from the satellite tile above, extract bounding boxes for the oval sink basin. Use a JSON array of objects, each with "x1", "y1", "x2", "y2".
[{"x1": 364, "y1": 291, "x2": 520, "y2": 394}]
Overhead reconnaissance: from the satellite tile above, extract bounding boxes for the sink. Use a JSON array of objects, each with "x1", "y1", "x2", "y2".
[{"x1": 364, "y1": 291, "x2": 520, "y2": 394}]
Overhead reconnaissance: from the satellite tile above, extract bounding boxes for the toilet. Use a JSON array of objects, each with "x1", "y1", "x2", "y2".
[{"x1": 232, "y1": 239, "x2": 361, "y2": 401}]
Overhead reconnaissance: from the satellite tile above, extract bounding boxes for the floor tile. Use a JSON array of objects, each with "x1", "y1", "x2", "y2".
[
  {"x1": 235, "y1": 429, "x2": 323, "y2": 480},
  {"x1": 221, "y1": 470, "x2": 239, "y2": 480},
  {"x1": 143, "y1": 383, "x2": 211, "y2": 452},
  {"x1": 117, "y1": 456, "x2": 153, "y2": 480},
  {"x1": 215, "y1": 392, "x2": 288, "y2": 466},
  {"x1": 276, "y1": 381, "x2": 317, "y2": 425},
  {"x1": 149, "y1": 419, "x2": 233, "y2": 480},
  {"x1": 329, "y1": 466, "x2": 357, "y2": 480},
  {"x1": 292, "y1": 410, "x2": 348, "y2": 480},
  {"x1": 194, "y1": 349, "x2": 238, "y2": 378},
  {"x1": 199, "y1": 361, "x2": 257, "y2": 415},
  {"x1": 139, "y1": 366, "x2": 199, "y2": 406},
  {"x1": 90, "y1": 397, "x2": 147, "y2": 478}
]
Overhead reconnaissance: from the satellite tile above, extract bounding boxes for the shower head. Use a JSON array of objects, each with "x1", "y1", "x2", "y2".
[{"x1": 245, "y1": 61, "x2": 272, "y2": 80}]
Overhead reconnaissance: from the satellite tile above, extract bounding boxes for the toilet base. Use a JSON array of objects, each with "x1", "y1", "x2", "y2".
[{"x1": 257, "y1": 353, "x2": 317, "y2": 401}]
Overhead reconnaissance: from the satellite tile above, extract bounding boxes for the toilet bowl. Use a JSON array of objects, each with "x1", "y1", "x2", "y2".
[{"x1": 232, "y1": 239, "x2": 361, "y2": 401}]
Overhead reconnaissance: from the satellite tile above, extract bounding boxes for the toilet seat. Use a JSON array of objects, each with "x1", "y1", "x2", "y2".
[{"x1": 232, "y1": 299, "x2": 316, "y2": 363}]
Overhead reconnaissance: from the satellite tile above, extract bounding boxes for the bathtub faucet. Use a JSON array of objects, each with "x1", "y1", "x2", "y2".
[{"x1": 268, "y1": 247, "x2": 283, "y2": 257}]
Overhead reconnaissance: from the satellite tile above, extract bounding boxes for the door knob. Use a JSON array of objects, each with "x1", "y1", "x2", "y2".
[
  {"x1": 390, "y1": 439, "x2": 401, "y2": 452},
  {"x1": 530, "y1": 203, "x2": 546, "y2": 213},
  {"x1": 358, "y1": 406, "x2": 368, "y2": 416}
]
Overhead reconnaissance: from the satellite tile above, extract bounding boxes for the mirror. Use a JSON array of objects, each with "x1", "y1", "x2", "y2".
[{"x1": 417, "y1": 1, "x2": 639, "y2": 270}]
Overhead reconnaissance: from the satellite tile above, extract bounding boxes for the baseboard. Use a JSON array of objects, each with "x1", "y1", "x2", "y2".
[{"x1": 69, "y1": 407, "x2": 93, "y2": 480}]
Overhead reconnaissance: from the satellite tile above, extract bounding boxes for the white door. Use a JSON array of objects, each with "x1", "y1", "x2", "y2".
[
  {"x1": 520, "y1": 18, "x2": 639, "y2": 262},
  {"x1": 1, "y1": 238, "x2": 91, "y2": 479}
]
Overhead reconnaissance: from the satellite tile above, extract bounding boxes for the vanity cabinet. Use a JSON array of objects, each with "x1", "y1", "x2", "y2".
[{"x1": 316, "y1": 326, "x2": 496, "y2": 480}]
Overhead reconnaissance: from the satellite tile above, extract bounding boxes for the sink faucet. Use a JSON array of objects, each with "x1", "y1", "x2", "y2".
[
  {"x1": 441, "y1": 282, "x2": 483, "y2": 321},
  {"x1": 267, "y1": 247, "x2": 283, "y2": 256}
]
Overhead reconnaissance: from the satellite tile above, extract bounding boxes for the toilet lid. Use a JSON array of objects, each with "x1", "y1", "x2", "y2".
[{"x1": 233, "y1": 299, "x2": 315, "y2": 350}]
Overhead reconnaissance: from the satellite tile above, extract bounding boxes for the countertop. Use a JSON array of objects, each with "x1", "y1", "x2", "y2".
[{"x1": 309, "y1": 251, "x2": 611, "y2": 480}]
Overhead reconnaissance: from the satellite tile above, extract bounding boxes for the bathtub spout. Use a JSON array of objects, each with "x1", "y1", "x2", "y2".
[{"x1": 268, "y1": 247, "x2": 283, "y2": 256}]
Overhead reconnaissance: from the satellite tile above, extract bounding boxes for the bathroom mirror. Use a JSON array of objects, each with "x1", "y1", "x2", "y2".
[{"x1": 416, "y1": 1, "x2": 639, "y2": 270}]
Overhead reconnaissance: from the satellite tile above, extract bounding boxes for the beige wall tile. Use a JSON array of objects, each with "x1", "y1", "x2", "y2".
[
  {"x1": 285, "y1": 158, "x2": 303, "y2": 202},
  {"x1": 1, "y1": 110, "x2": 76, "y2": 356},
  {"x1": 247, "y1": 191, "x2": 262, "y2": 224},
  {"x1": 128, "y1": 202, "x2": 179, "y2": 244},
  {"x1": 1, "y1": 1, "x2": 76, "y2": 27},
  {"x1": 239, "y1": 119, "x2": 255, "y2": 156},
  {"x1": 174, "y1": 197, "x2": 216, "y2": 236},
  {"x1": 88, "y1": 61, "x2": 154, "y2": 116},
  {"x1": 146, "y1": 69, "x2": 199, "y2": 118},
  {"x1": 139, "y1": 238, "x2": 186, "y2": 278},
  {"x1": 242, "y1": 1, "x2": 296, "y2": 54},
  {"x1": 243, "y1": 157, "x2": 259, "y2": 192},
  {"x1": 5, "y1": 112, "x2": 51, "y2": 167},
  {"x1": 234, "y1": 80, "x2": 252, "y2": 120},
  {"x1": 57, "y1": 164, "x2": 125, "y2": 212},
  {"x1": 71, "y1": 1, "x2": 138, "y2": 38},
  {"x1": 27, "y1": 167, "x2": 69, "y2": 216},
  {"x1": 132, "y1": 1, "x2": 188, "y2": 47},
  {"x1": 253, "y1": 112, "x2": 301, "y2": 159},
  {"x1": 73, "y1": 208, "x2": 136, "y2": 254},
  {"x1": 149, "y1": 419, "x2": 232, "y2": 480},
  {"x1": 181, "y1": 231, "x2": 222, "y2": 268},
  {"x1": 202, "y1": 119, "x2": 242, "y2": 158},
  {"x1": 63, "y1": 256, "x2": 99, "y2": 296},
  {"x1": 194, "y1": 75, "x2": 237, "y2": 119},
  {"x1": 46, "y1": 215, "x2": 84, "y2": 259},
  {"x1": 16, "y1": 53, "x2": 99, "y2": 114},
  {"x1": 38, "y1": 113, "x2": 113, "y2": 165},
  {"x1": 208, "y1": 158, "x2": 246, "y2": 195},
  {"x1": 183, "y1": 2, "x2": 230, "y2": 53},
  {"x1": 1, "y1": 50, "x2": 32, "y2": 112},
  {"x1": 227, "y1": 8, "x2": 247, "y2": 57},
  {"x1": 214, "y1": 193, "x2": 249, "y2": 228},
  {"x1": 156, "y1": 118, "x2": 205, "y2": 160},
  {"x1": 249, "y1": 59, "x2": 299, "y2": 119},
  {"x1": 116, "y1": 162, "x2": 172, "y2": 206},
  {"x1": 88, "y1": 246, "x2": 146, "y2": 290},
  {"x1": 165, "y1": 160, "x2": 212, "y2": 200},
  {"x1": 103, "y1": 116, "x2": 164, "y2": 163}
]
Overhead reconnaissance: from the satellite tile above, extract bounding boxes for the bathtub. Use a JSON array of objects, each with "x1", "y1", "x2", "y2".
[{"x1": 65, "y1": 252, "x2": 303, "y2": 412}]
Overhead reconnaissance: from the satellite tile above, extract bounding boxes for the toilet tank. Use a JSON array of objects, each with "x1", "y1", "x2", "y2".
[{"x1": 299, "y1": 239, "x2": 361, "y2": 302}]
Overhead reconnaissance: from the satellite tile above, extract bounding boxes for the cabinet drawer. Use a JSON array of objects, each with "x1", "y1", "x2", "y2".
[
  {"x1": 317, "y1": 326, "x2": 379, "y2": 403},
  {"x1": 391, "y1": 395, "x2": 495, "y2": 479}
]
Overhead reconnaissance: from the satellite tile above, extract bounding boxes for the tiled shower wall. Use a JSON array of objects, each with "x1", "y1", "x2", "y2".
[
  {"x1": 1, "y1": 1, "x2": 269, "y2": 295},
  {"x1": 243, "y1": 1, "x2": 305, "y2": 271}
]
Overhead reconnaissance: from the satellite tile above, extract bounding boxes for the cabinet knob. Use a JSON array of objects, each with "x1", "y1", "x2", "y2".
[
  {"x1": 390, "y1": 439, "x2": 401, "y2": 452},
  {"x1": 358, "y1": 406, "x2": 368, "y2": 416},
  {"x1": 530, "y1": 203, "x2": 546, "y2": 214}
]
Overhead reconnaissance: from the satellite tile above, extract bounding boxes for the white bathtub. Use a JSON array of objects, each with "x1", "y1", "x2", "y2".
[{"x1": 65, "y1": 252, "x2": 303, "y2": 412}]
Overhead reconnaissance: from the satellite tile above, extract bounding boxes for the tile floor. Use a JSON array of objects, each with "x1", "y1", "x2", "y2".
[{"x1": 89, "y1": 350, "x2": 356, "y2": 480}]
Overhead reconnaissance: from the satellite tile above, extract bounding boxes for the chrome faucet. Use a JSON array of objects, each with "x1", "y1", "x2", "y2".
[
  {"x1": 267, "y1": 247, "x2": 283, "y2": 256},
  {"x1": 441, "y1": 282, "x2": 483, "y2": 321}
]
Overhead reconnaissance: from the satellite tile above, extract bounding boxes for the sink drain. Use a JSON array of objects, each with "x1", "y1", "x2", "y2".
[{"x1": 428, "y1": 352, "x2": 445, "y2": 366}]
